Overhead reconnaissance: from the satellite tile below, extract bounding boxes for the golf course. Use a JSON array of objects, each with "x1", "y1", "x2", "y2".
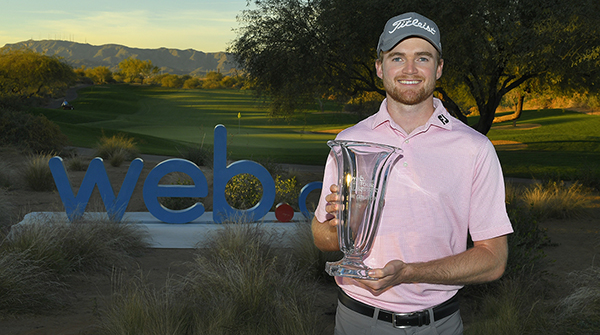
[{"x1": 35, "y1": 84, "x2": 600, "y2": 181}]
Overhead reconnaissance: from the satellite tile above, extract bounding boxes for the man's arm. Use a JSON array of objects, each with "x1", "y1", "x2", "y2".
[
  {"x1": 358, "y1": 235, "x2": 509, "y2": 294},
  {"x1": 311, "y1": 184, "x2": 341, "y2": 252}
]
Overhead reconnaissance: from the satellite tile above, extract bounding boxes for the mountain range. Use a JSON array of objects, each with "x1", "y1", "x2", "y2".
[{"x1": 1, "y1": 40, "x2": 238, "y2": 76}]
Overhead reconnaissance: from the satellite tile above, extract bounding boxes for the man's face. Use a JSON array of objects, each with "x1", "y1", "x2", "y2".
[{"x1": 376, "y1": 37, "x2": 443, "y2": 106}]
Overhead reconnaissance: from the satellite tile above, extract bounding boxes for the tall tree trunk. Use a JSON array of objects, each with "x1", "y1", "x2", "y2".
[{"x1": 492, "y1": 92, "x2": 525, "y2": 125}]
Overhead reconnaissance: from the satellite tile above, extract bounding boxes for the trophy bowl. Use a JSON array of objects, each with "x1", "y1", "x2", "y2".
[{"x1": 325, "y1": 140, "x2": 402, "y2": 280}]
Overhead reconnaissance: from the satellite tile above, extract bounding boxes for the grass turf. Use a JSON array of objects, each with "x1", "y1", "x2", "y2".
[{"x1": 32, "y1": 84, "x2": 600, "y2": 179}]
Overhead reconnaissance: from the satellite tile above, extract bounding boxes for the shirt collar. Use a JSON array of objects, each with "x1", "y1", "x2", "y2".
[{"x1": 370, "y1": 98, "x2": 453, "y2": 132}]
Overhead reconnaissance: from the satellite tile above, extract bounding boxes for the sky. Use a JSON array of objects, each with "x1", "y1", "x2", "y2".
[{"x1": 0, "y1": 0, "x2": 252, "y2": 52}]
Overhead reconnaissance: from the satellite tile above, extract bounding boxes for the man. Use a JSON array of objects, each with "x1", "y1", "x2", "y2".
[{"x1": 312, "y1": 12, "x2": 514, "y2": 335}]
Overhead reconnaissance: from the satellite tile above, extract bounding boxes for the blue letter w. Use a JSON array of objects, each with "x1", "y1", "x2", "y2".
[{"x1": 49, "y1": 157, "x2": 143, "y2": 222}]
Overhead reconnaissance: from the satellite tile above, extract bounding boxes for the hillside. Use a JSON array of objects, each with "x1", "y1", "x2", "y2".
[{"x1": 1, "y1": 40, "x2": 238, "y2": 75}]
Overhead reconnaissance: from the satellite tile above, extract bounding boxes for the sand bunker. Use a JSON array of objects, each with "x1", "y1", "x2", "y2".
[{"x1": 491, "y1": 140, "x2": 528, "y2": 150}]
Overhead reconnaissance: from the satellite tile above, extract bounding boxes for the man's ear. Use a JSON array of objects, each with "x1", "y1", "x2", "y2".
[
  {"x1": 375, "y1": 59, "x2": 383, "y2": 79},
  {"x1": 436, "y1": 58, "x2": 444, "y2": 80}
]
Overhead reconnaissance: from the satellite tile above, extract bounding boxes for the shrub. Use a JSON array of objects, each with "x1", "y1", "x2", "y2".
[
  {"x1": 0, "y1": 108, "x2": 69, "y2": 153},
  {"x1": 289, "y1": 219, "x2": 343, "y2": 281},
  {"x1": 109, "y1": 147, "x2": 128, "y2": 167},
  {"x1": 273, "y1": 174, "x2": 302, "y2": 210},
  {"x1": 0, "y1": 249, "x2": 68, "y2": 314},
  {"x1": 158, "y1": 175, "x2": 202, "y2": 211},
  {"x1": 181, "y1": 223, "x2": 320, "y2": 334},
  {"x1": 100, "y1": 222, "x2": 321, "y2": 334},
  {"x1": 0, "y1": 159, "x2": 15, "y2": 189},
  {"x1": 5, "y1": 215, "x2": 149, "y2": 274},
  {"x1": 66, "y1": 155, "x2": 87, "y2": 171},
  {"x1": 160, "y1": 74, "x2": 184, "y2": 88},
  {"x1": 183, "y1": 77, "x2": 202, "y2": 89},
  {"x1": 555, "y1": 267, "x2": 600, "y2": 330},
  {"x1": 95, "y1": 133, "x2": 139, "y2": 161},
  {"x1": 23, "y1": 153, "x2": 55, "y2": 191},
  {"x1": 225, "y1": 173, "x2": 263, "y2": 210},
  {"x1": 520, "y1": 181, "x2": 593, "y2": 220},
  {"x1": 0, "y1": 188, "x2": 13, "y2": 230},
  {"x1": 177, "y1": 144, "x2": 213, "y2": 167},
  {"x1": 100, "y1": 273, "x2": 195, "y2": 335}
]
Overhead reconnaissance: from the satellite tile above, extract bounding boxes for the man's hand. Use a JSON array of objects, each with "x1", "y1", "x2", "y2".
[
  {"x1": 353, "y1": 260, "x2": 409, "y2": 295},
  {"x1": 312, "y1": 184, "x2": 342, "y2": 251}
]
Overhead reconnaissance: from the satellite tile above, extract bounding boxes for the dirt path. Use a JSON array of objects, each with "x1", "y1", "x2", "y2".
[{"x1": 46, "y1": 84, "x2": 92, "y2": 109}]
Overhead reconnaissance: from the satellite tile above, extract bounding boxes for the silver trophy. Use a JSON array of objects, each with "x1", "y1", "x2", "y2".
[{"x1": 325, "y1": 140, "x2": 402, "y2": 280}]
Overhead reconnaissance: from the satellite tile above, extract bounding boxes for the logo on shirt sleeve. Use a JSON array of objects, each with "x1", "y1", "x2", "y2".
[{"x1": 438, "y1": 114, "x2": 449, "y2": 125}]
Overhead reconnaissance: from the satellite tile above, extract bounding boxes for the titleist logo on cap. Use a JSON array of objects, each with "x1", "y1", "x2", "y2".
[{"x1": 389, "y1": 17, "x2": 437, "y2": 36}]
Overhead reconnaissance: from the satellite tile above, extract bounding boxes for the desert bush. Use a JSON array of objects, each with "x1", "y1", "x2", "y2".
[
  {"x1": 0, "y1": 108, "x2": 68, "y2": 153},
  {"x1": 109, "y1": 147, "x2": 128, "y2": 167},
  {"x1": 520, "y1": 181, "x2": 593, "y2": 220},
  {"x1": 183, "y1": 77, "x2": 202, "y2": 89},
  {"x1": 464, "y1": 277, "x2": 546, "y2": 335},
  {"x1": 182, "y1": 223, "x2": 320, "y2": 335},
  {"x1": 225, "y1": 172, "x2": 303, "y2": 211},
  {"x1": 225, "y1": 173, "x2": 263, "y2": 209},
  {"x1": 160, "y1": 74, "x2": 184, "y2": 88},
  {"x1": 554, "y1": 267, "x2": 600, "y2": 332},
  {"x1": 95, "y1": 133, "x2": 139, "y2": 161},
  {"x1": 23, "y1": 153, "x2": 55, "y2": 191},
  {"x1": 273, "y1": 174, "x2": 302, "y2": 210},
  {"x1": 100, "y1": 272, "x2": 195, "y2": 335},
  {"x1": 0, "y1": 159, "x2": 14, "y2": 189},
  {"x1": 0, "y1": 189, "x2": 13, "y2": 230},
  {"x1": 0, "y1": 249, "x2": 68, "y2": 314},
  {"x1": 5, "y1": 216, "x2": 149, "y2": 274},
  {"x1": 177, "y1": 144, "x2": 213, "y2": 167},
  {"x1": 289, "y1": 219, "x2": 343, "y2": 281},
  {"x1": 66, "y1": 155, "x2": 87, "y2": 171},
  {"x1": 100, "y1": 222, "x2": 321, "y2": 334},
  {"x1": 158, "y1": 174, "x2": 202, "y2": 210}
]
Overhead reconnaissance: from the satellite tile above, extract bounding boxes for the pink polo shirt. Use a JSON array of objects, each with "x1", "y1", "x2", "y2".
[{"x1": 315, "y1": 98, "x2": 513, "y2": 313}]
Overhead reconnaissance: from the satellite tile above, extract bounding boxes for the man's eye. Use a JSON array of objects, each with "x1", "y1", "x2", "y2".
[
  {"x1": 392, "y1": 57, "x2": 403, "y2": 62},
  {"x1": 418, "y1": 57, "x2": 430, "y2": 62}
]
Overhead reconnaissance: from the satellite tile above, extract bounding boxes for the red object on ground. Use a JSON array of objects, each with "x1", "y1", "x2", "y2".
[{"x1": 275, "y1": 203, "x2": 294, "y2": 222}]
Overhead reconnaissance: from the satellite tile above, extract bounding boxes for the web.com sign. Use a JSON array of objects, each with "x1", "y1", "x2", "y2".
[{"x1": 49, "y1": 124, "x2": 322, "y2": 224}]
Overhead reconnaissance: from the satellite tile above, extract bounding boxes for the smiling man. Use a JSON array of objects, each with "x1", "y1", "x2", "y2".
[{"x1": 312, "y1": 12, "x2": 514, "y2": 335}]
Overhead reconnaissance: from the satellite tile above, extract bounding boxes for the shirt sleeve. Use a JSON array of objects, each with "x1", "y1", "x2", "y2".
[{"x1": 468, "y1": 140, "x2": 514, "y2": 241}]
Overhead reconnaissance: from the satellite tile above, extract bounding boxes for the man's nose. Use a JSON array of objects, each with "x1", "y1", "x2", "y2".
[{"x1": 402, "y1": 60, "x2": 418, "y2": 74}]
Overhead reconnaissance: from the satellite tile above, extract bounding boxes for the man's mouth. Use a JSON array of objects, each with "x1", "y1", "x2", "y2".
[{"x1": 398, "y1": 79, "x2": 422, "y2": 85}]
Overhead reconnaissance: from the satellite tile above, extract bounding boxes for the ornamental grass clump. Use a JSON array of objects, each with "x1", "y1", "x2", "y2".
[
  {"x1": 556, "y1": 267, "x2": 600, "y2": 327},
  {"x1": 181, "y1": 222, "x2": 320, "y2": 335},
  {"x1": 22, "y1": 153, "x2": 55, "y2": 191},
  {"x1": 95, "y1": 133, "x2": 139, "y2": 163},
  {"x1": 0, "y1": 249, "x2": 68, "y2": 314},
  {"x1": 5, "y1": 214, "x2": 149, "y2": 275},
  {"x1": 521, "y1": 181, "x2": 593, "y2": 220},
  {"x1": 102, "y1": 221, "x2": 321, "y2": 335}
]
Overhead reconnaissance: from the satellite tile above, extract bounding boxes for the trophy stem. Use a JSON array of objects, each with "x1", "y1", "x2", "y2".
[{"x1": 325, "y1": 254, "x2": 375, "y2": 280}]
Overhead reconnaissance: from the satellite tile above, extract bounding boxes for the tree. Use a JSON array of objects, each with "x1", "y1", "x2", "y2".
[
  {"x1": 0, "y1": 49, "x2": 76, "y2": 101},
  {"x1": 117, "y1": 58, "x2": 159, "y2": 84},
  {"x1": 231, "y1": 0, "x2": 600, "y2": 133},
  {"x1": 85, "y1": 66, "x2": 113, "y2": 84}
]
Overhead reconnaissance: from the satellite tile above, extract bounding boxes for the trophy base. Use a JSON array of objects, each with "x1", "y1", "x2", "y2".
[{"x1": 325, "y1": 258, "x2": 377, "y2": 280}]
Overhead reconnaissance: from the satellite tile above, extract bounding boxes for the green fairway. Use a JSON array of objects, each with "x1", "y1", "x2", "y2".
[
  {"x1": 483, "y1": 109, "x2": 600, "y2": 180},
  {"x1": 35, "y1": 85, "x2": 361, "y2": 165},
  {"x1": 33, "y1": 84, "x2": 600, "y2": 181}
]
